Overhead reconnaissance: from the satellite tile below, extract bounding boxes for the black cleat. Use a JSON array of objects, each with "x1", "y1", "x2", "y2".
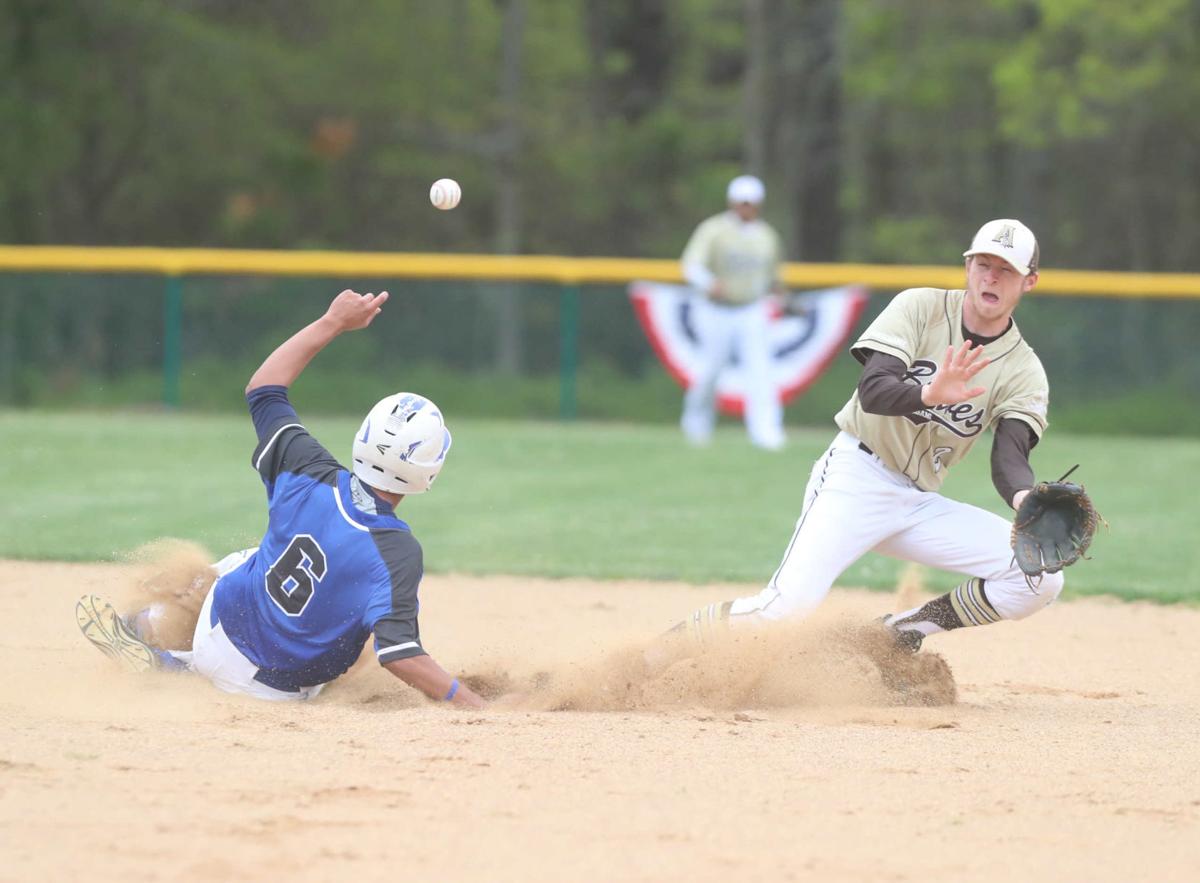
[
  {"x1": 876, "y1": 615, "x2": 924, "y2": 653},
  {"x1": 891, "y1": 628, "x2": 924, "y2": 653}
]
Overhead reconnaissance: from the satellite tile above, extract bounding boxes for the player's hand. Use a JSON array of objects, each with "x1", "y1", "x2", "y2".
[
  {"x1": 324, "y1": 289, "x2": 389, "y2": 333},
  {"x1": 921, "y1": 341, "x2": 990, "y2": 406},
  {"x1": 453, "y1": 689, "x2": 488, "y2": 710}
]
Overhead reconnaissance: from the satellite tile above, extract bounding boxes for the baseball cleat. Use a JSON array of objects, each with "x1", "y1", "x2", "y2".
[
  {"x1": 890, "y1": 628, "x2": 925, "y2": 653},
  {"x1": 76, "y1": 594, "x2": 157, "y2": 673},
  {"x1": 876, "y1": 615, "x2": 924, "y2": 653}
]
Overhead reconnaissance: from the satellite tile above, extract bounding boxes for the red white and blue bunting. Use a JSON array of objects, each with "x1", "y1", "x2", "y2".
[{"x1": 629, "y1": 282, "x2": 869, "y2": 416}]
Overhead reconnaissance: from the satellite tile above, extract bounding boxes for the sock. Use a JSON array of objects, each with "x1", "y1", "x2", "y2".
[
  {"x1": 676, "y1": 600, "x2": 733, "y2": 650},
  {"x1": 645, "y1": 600, "x2": 733, "y2": 674},
  {"x1": 153, "y1": 649, "x2": 190, "y2": 672},
  {"x1": 125, "y1": 609, "x2": 190, "y2": 672},
  {"x1": 885, "y1": 578, "x2": 1001, "y2": 641}
]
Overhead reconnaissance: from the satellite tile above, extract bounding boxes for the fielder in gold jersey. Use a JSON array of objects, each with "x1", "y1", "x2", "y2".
[
  {"x1": 679, "y1": 175, "x2": 787, "y2": 450},
  {"x1": 666, "y1": 218, "x2": 1060, "y2": 655}
]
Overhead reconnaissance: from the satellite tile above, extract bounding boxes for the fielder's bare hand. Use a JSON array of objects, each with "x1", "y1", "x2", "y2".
[{"x1": 921, "y1": 341, "x2": 991, "y2": 406}]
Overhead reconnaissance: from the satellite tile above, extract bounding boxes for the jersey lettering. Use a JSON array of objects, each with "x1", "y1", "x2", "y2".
[
  {"x1": 264, "y1": 534, "x2": 328, "y2": 617},
  {"x1": 931, "y1": 446, "x2": 953, "y2": 473},
  {"x1": 835, "y1": 287, "x2": 1048, "y2": 491},
  {"x1": 900, "y1": 361, "x2": 985, "y2": 438}
]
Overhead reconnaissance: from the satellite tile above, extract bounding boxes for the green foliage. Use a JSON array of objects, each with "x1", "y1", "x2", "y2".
[
  {"x1": 992, "y1": 0, "x2": 1196, "y2": 144},
  {"x1": 2, "y1": 3, "x2": 1198, "y2": 437},
  {"x1": 1049, "y1": 386, "x2": 1200, "y2": 437},
  {"x1": 0, "y1": 410, "x2": 1194, "y2": 605},
  {"x1": 0, "y1": 0, "x2": 1196, "y2": 270}
]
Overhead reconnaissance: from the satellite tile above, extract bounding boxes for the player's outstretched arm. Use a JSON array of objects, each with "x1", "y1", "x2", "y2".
[
  {"x1": 246, "y1": 289, "x2": 389, "y2": 393},
  {"x1": 384, "y1": 654, "x2": 487, "y2": 709}
]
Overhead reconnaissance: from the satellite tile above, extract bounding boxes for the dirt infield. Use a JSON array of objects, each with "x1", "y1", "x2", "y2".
[{"x1": 3, "y1": 558, "x2": 1199, "y2": 882}]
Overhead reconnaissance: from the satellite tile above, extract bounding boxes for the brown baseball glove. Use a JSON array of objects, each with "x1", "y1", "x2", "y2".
[{"x1": 1011, "y1": 468, "x2": 1101, "y2": 583}]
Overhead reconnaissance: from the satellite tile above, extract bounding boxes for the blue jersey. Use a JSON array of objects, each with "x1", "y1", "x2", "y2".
[{"x1": 211, "y1": 386, "x2": 427, "y2": 692}]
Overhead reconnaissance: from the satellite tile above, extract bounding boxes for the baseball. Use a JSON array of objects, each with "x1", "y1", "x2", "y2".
[{"x1": 430, "y1": 178, "x2": 461, "y2": 210}]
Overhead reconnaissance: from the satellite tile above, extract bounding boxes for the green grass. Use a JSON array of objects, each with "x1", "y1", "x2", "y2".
[
  {"x1": 23, "y1": 352, "x2": 1200, "y2": 437},
  {"x1": 2, "y1": 409, "x2": 1195, "y2": 604}
]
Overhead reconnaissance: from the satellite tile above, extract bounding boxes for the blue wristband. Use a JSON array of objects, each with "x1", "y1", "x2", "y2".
[{"x1": 444, "y1": 678, "x2": 460, "y2": 702}]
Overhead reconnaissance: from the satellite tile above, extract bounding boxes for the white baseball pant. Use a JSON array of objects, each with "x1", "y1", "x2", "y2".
[
  {"x1": 681, "y1": 296, "x2": 784, "y2": 449},
  {"x1": 729, "y1": 431, "x2": 1064, "y2": 623},
  {"x1": 168, "y1": 548, "x2": 325, "y2": 702}
]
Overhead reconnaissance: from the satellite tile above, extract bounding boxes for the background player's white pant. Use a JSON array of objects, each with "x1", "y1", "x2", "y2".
[
  {"x1": 169, "y1": 548, "x2": 325, "y2": 702},
  {"x1": 730, "y1": 431, "x2": 1064, "y2": 624},
  {"x1": 681, "y1": 296, "x2": 784, "y2": 449}
]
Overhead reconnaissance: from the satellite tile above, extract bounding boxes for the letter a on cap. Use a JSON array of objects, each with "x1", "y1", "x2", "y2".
[{"x1": 991, "y1": 224, "x2": 1015, "y2": 249}]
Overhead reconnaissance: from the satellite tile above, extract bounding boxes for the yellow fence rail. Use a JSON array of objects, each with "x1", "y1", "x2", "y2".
[
  {"x1": 2, "y1": 245, "x2": 1200, "y2": 298},
  {"x1": 4, "y1": 245, "x2": 1198, "y2": 413}
]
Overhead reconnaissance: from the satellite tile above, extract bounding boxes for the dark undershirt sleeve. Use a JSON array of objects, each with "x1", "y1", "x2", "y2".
[
  {"x1": 992, "y1": 418, "x2": 1038, "y2": 507},
  {"x1": 246, "y1": 385, "x2": 299, "y2": 442},
  {"x1": 856, "y1": 350, "x2": 926, "y2": 416},
  {"x1": 370, "y1": 531, "x2": 427, "y2": 664},
  {"x1": 245, "y1": 385, "x2": 340, "y2": 488}
]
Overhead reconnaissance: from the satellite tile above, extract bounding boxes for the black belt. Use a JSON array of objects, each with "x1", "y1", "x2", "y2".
[
  {"x1": 858, "y1": 441, "x2": 875, "y2": 456},
  {"x1": 253, "y1": 669, "x2": 303, "y2": 693},
  {"x1": 707, "y1": 296, "x2": 752, "y2": 308}
]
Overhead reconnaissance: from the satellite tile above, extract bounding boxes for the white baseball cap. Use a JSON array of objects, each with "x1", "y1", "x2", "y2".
[
  {"x1": 963, "y1": 218, "x2": 1039, "y2": 276},
  {"x1": 726, "y1": 175, "x2": 765, "y2": 205}
]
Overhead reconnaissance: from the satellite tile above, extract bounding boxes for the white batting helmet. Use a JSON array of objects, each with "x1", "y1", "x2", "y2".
[{"x1": 351, "y1": 393, "x2": 452, "y2": 495}]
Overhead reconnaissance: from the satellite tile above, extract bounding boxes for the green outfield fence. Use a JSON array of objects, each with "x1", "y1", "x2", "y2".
[{"x1": 2, "y1": 247, "x2": 1199, "y2": 432}]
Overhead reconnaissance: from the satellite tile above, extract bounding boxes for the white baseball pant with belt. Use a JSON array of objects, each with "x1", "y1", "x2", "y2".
[{"x1": 729, "y1": 431, "x2": 1064, "y2": 623}]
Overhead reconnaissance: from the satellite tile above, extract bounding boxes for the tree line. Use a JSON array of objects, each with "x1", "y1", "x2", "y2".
[{"x1": 3, "y1": 0, "x2": 1197, "y2": 273}]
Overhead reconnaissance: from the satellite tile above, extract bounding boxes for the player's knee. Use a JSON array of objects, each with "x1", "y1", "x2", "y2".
[
  {"x1": 135, "y1": 601, "x2": 201, "y2": 650},
  {"x1": 988, "y1": 570, "x2": 1064, "y2": 622},
  {"x1": 1037, "y1": 570, "x2": 1065, "y2": 604}
]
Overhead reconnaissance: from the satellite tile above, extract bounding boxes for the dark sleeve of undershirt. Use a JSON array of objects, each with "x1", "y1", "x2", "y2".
[
  {"x1": 856, "y1": 350, "x2": 926, "y2": 416},
  {"x1": 370, "y1": 530, "x2": 427, "y2": 664},
  {"x1": 992, "y1": 418, "x2": 1038, "y2": 507}
]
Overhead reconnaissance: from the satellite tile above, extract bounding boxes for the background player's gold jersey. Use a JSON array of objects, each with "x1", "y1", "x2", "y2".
[
  {"x1": 680, "y1": 212, "x2": 782, "y2": 305},
  {"x1": 834, "y1": 287, "x2": 1049, "y2": 492}
]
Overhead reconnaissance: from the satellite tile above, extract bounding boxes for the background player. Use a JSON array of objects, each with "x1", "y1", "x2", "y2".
[
  {"x1": 679, "y1": 174, "x2": 787, "y2": 451},
  {"x1": 76, "y1": 288, "x2": 487, "y2": 708},
  {"x1": 665, "y1": 218, "x2": 1059, "y2": 656}
]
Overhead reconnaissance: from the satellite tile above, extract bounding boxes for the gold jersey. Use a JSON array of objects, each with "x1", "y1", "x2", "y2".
[
  {"x1": 834, "y1": 287, "x2": 1049, "y2": 492},
  {"x1": 680, "y1": 212, "x2": 782, "y2": 305}
]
